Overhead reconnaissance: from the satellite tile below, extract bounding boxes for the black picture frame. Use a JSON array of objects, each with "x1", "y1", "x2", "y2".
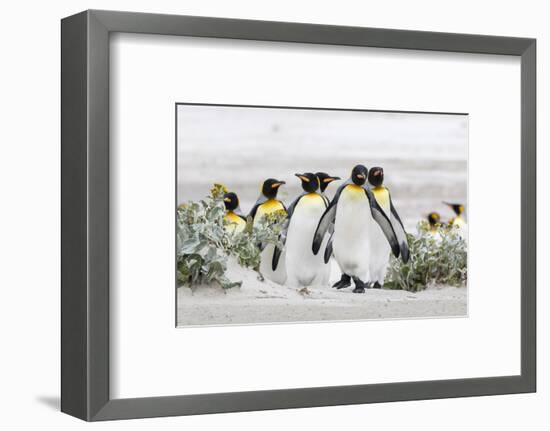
[{"x1": 61, "y1": 9, "x2": 536, "y2": 421}]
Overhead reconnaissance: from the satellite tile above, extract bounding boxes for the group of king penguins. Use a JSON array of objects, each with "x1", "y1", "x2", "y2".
[
  {"x1": 426, "y1": 202, "x2": 467, "y2": 239},
  {"x1": 222, "y1": 164, "x2": 410, "y2": 293}
]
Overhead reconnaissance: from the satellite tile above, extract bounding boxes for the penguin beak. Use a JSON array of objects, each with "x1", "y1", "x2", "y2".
[
  {"x1": 328, "y1": 176, "x2": 341, "y2": 182},
  {"x1": 272, "y1": 181, "x2": 285, "y2": 188},
  {"x1": 443, "y1": 202, "x2": 457, "y2": 211},
  {"x1": 295, "y1": 173, "x2": 309, "y2": 182}
]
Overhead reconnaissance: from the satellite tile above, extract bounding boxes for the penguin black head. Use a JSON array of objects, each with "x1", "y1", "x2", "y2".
[
  {"x1": 351, "y1": 164, "x2": 368, "y2": 186},
  {"x1": 315, "y1": 172, "x2": 341, "y2": 192},
  {"x1": 427, "y1": 212, "x2": 441, "y2": 226},
  {"x1": 223, "y1": 192, "x2": 239, "y2": 211},
  {"x1": 261, "y1": 178, "x2": 286, "y2": 199},
  {"x1": 443, "y1": 202, "x2": 465, "y2": 216},
  {"x1": 368, "y1": 166, "x2": 384, "y2": 187},
  {"x1": 295, "y1": 172, "x2": 319, "y2": 193}
]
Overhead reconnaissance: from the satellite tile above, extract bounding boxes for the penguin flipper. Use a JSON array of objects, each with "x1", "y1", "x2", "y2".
[
  {"x1": 271, "y1": 219, "x2": 288, "y2": 270},
  {"x1": 389, "y1": 199, "x2": 410, "y2": 263},
  {"x1": 312, "y1": 199, "x2": 337, "y2": 255},
  {"x1": 323, "y1": 229, "x2": 335, "y2": 264},
  {"x1": 272, "y1": 195, "x2": 302, "y2": 271},
  {"x1": 313, "y1": 181, "x2": 349, "y2": 255},
  {"x1": 364, "y1": 188, "x2": 400, "y2": 258},
  {"x1": 272, "y1": 242, "x2": 283, "y2": 271}
]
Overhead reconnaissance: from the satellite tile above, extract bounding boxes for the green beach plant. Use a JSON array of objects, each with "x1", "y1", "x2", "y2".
[
  {"x1": 176, "y1": 184, "x2": 286, "y2": 289},
  {"x1": 225, "y1": 210, "x2": 286, "y2": 271},
  {"x1": 384, "y1": 221, "x2": 467, "y2": 292}
]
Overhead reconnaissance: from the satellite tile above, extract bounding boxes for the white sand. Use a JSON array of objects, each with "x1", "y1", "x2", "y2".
[{"x1": 177, "y1": 259, "x2": 467, "y2": 327}]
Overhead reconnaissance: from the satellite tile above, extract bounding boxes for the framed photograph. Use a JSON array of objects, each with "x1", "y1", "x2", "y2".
[
  {"x1": 175, "y1": 103, "x2": 468, "y2": 325},
  {"x1": 61, "y1": 9, "x2": 536, "y2": 421}
]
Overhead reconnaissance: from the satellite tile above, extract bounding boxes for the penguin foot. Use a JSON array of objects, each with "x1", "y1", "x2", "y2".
[
  {"x1": 352, "y1": 277, "x2": 366, "y2": 293},
  {"x1": 372, "y1": 281, "x2": 382, "y2": 289},
  {"x1": 332, "y1": 274, "x2": 351, "y2": 289}
]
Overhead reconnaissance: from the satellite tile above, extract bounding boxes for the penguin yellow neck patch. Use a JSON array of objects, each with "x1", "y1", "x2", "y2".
[
  {"x1": 256, "y1": 199, "x2": 285, "y2": 218},
  {"x1": 225, "y1": 211, "x2": 244, "y2": 224},
  {"x1": 304, "y1": 192, "x2": 323, "y2": 200},
  {"x1": 372, "y1": 186, "x2": 390, "y2": 208},
  {"x1": 345, "y1": 184, "x2": 364, "y2": 193},
  {"x1": 341, "y1": 184, "x2": 367, "y2": 202},
  {"x1": 224, "y1": 212, "x2": 246, "y2": 233}
]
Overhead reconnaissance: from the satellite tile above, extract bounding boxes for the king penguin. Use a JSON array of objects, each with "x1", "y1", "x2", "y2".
[
  {"x1": 444, "y1": 202, "x2": 466, "y2": 228},
  {"x1": 427, "y1": 211, "x2": 441, "y2": 230},
  {"x1": 223, "y1": 192, "x2": 246, "y2": 234},
  {"x1": 444, "y1": 201, "x2": 468, "y2": 240},
  {"x1": 426, "y1": 212, "x2": 442, "y2": 240},
  {"x1": 249, "y1": 178, "x2": 287, "y2": 284},
  {"x1": 315, "y1": 172, "x2": 341, "y2": 206},
  {"x1": 366, "y1": 167, "x2": 409, "y2": 289},
  {"x1": 274, "y1": 173, "x2": 331, "y2": 287},
  {"x1": 312, "y1": 165, "x2": 406, "y2": 293}
]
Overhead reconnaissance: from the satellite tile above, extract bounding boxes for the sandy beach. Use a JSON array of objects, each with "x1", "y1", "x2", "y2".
[{"x1": 177, "y1": 259, "x2": 467, "y2": 326}]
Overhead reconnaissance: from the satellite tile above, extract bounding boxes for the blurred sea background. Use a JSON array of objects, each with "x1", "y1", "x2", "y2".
[{"x1": 177, "y1": 105, "x2": 468, "y2": 232}]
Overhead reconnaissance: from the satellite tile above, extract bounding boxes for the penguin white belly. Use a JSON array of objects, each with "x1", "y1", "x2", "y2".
[
  {"x1": 285, "y1": 194, "x2": 329, "y2": 287},
  {"x1": 451, "y1": 217, "x2": 468, "y2": 241},
  {"x1": 427, "y1": 230, "x2": 442, "y2": 242},
  {"x1": 368, "y1": 214, "x2": 391, "y2": 284},
  {"x1": 333, "y1": 186, "x2": 371, "y2": 280}
]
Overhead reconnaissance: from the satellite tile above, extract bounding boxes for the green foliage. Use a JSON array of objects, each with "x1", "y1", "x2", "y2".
[
  {"x1": 176, "y1": 184, "x2": 239, "y2": 289},
  {"x1": 176, "y1": 184, "x2": 286, "y2": 289},
  {"x1": 225, "y1": 210, "x2": 286, "y2": 271},
  {"x1": 384, "y1": 221, "x2": 467, "y2": 292}
]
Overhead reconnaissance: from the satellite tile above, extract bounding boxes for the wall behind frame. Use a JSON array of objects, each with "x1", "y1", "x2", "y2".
[{"x1": 0, "y1": 0, "x2": 546, "y2": 430}]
